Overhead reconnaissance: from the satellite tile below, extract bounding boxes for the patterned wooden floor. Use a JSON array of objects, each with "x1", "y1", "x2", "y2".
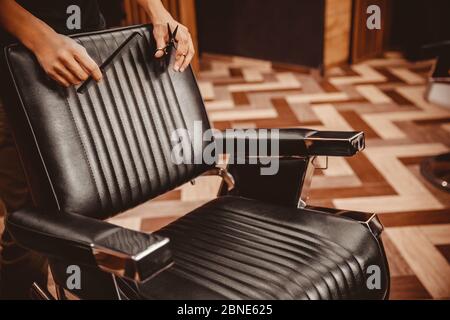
[{"x1": 1, "y1": 52, "x2": 449, "y2": 299}]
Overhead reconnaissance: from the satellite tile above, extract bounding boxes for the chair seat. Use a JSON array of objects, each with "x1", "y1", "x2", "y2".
[{"x1": 133, "y1": 196, "x2": 388, "y2": 300}]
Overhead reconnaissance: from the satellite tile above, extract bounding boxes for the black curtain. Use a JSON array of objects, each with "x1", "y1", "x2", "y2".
[
  {"x1": 196, "y1": 0, "x2": 325, "y2": 68},
  {"x1": 389, "y1": 0, "x2": 450, "y2": 60},
  {"x1": 98, "y1": 0, "x2": 125, "y2": 28}
]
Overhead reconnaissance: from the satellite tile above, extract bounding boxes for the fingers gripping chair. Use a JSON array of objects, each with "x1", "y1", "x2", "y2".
[{"x1": 2, "y1": 25, "x2": 389, "y2": 300}]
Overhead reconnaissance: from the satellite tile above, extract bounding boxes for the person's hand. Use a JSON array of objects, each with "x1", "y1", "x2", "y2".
[
  {"x1": 29, "y1": 32, "x2": 102, "y2": 87},
  {"x1": 152, "y1": 21, "x2": 195, "y2": 72},
  {"x1": 136, "y1": 0, "x2": 195, "y2": 72}
]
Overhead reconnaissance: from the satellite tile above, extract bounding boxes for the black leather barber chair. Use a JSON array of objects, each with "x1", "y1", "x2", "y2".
[{"x1": 2, "y1": 25, "x2": 389, "y2": 300}]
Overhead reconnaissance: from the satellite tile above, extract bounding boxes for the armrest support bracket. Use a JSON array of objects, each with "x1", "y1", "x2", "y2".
[{"x1": 218, "y1": 128, "x2": 365, "y2": 207}]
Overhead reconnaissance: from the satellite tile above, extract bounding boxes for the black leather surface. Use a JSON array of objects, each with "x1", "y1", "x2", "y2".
[
  {"x1": 4, "y1": 25, "x2": 212, "y2": 219},
  {"x1": 136, "y1": 196, "x2": 389, "y2": 300}
]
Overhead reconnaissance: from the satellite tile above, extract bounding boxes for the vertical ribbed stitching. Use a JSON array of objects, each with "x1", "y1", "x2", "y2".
[
  {"x1": 151, "y1": 69, "x2": 183, "y2": 184},
  {"x1": 62, "y1": 86, "x2": 104, "y2": 210},
  {"x1": 89, "y1": 35, "x2": 135, "y2": 207},
  {"x1": 101, "y1": 34, "x2": 145, "y2": 200},
  {"x1": 126, "y1": 44, "x2": 164, "y2": 193},
  {"x1": 152, "y1": 68, "x2": 182, "y2": 188},
  {"x1": 140, "y1": 32, "x2": 182, "y2": 188},
  {"x1": 71, "y1": 89, "x2": 114, "y2": 209},
  {"x1": 68, "y1": 37, "x2": 117, "y2": 210},
  {"x1": 136, "y1": 35, "x2": 173, "y2": 189},
  {"x1": 113, "y1": 31, "x2": 155, "y2": 195},
  {"x1": 80, "y1": 85, "x2": 120, "y2": 210},
  {"x1": 94, "y1": 35, "x2": 137, "y2": 202},
  {"x1": 161, "y1": 71, "x2": 195, "y2": 174},
  {"x1": 72, "y1": 39, "x2": 112, "y2": 211},
  {"x1": 81, "y1": 36, "x2": 127, "y2": 209}
]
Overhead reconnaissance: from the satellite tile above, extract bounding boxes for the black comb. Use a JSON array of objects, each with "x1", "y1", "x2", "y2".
[{"x1": 77, "y1": 31, "x2": 143, "y2": 94}]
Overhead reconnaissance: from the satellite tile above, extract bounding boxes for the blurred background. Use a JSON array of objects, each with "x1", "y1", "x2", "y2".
[{"x1": 101, "y1": 0, "x2": 450, "y2": 71}]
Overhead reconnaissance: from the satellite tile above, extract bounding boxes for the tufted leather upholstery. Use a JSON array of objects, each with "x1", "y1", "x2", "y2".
[
  {"x1": 136, "y1": 196, "x2": 388, "y2": 299},
  {"x1": 4, "y1": 25, "x2": 212, "y2": 219}
]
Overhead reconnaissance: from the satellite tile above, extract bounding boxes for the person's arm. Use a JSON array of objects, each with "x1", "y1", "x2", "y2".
[
  {"x1": 0, "y1": 0, "x2": 102, "y2": 87},
  {"x1": 137, "y1": 0, "x2": 195, "y2": 72}
]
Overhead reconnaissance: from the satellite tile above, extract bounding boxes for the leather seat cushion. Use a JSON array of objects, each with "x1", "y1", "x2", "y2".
[{"x1": 135, "y1": 196, "x2": 387, "y2": 300}]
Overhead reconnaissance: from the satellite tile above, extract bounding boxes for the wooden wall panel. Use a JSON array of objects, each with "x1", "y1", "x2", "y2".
[
  {"x1": 351, "y1": 0, "x2": 391, "y2": 63},
  {"x1": 324, "y1": 0, "x2": 352, "y2": 68}
]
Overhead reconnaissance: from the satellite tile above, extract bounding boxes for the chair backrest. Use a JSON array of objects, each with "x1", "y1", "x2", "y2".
[{"x1": 2, "y1": 25, "x2": 213, "y2": 219}]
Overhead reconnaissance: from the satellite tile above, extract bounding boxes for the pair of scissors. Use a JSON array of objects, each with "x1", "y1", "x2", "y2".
[{"x1": 155, "y1": 23, "x2": 179, "y2": 57}]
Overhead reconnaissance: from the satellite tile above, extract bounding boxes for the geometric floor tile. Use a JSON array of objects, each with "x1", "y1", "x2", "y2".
[
  {"x1": 386, "y1": 226, "x2": 450, "y2": 299},
  {"x1": 389, "y1": 276, "x2": 432, "y2": 300}
]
